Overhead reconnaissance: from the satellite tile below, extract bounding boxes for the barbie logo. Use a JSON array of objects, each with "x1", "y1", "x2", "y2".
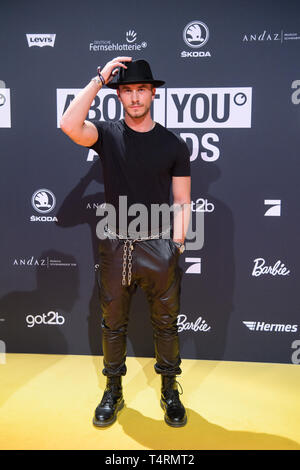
[{"x1": 177, "y1": 314, "x2": 211, "y2": 332}]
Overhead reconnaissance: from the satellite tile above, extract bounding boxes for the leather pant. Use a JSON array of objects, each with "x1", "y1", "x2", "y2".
[{"x1": 97, "y1": 236, "x2": 183, "y2": 377}]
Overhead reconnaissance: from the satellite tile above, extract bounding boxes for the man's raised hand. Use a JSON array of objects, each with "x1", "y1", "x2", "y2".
[{"x1": 100, "y1": 56, "x2": 132, "y2": 84}]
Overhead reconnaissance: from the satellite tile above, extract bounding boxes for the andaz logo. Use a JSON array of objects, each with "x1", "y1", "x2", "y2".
[{"x1": 243, "y1": 321, "x2": 298, "y2": 333}]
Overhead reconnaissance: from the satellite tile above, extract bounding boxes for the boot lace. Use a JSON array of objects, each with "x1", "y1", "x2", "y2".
[
  {"x1": 164, "y1": 380, "x2": 183, "y2": 406},
  {"x1": 99, "y1": 389, "x2": 116, "y2": 407}
]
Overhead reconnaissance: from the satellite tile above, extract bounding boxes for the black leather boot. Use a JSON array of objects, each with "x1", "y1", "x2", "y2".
[
  {"x1": 160, "y1": 376, "x2": 187, "y2": 427},
  {"x1": 93, "y1": 376, "x2": 124, "y2": 427}
]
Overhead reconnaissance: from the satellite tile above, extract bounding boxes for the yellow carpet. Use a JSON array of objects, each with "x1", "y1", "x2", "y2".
[{"x1": 0, "y1": 354, "x2": 299, "y2": 450}]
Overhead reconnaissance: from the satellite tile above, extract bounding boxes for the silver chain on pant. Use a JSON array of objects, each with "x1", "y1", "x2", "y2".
[{"x1": 104, "y1": 225, "x2": 171, "y2": 286}]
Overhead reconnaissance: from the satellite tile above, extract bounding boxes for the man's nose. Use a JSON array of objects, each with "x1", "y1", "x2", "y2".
[{"x1": 131, "y1": 90, "x2": 139, "y2": 102}]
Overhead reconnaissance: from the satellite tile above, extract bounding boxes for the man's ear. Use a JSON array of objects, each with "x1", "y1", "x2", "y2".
[
  {"x1": 151, "y1": 87, "x2": 156, "y2": 101},
  {"x1": 116, "y1": 88, "x2": 121, "y2": 101}
]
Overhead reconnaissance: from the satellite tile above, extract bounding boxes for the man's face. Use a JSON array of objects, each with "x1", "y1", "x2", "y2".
[{"x1": 117, "y1": 83, "x2": 156, "y2": 119}]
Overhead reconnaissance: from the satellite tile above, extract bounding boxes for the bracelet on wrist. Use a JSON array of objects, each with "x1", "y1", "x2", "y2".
[
  {"x1": 97, "y1": 66, "x2": 106, "y2": 86},
  {"x1": 91, "y1": 76, "x2": 103, "y2": 87}
]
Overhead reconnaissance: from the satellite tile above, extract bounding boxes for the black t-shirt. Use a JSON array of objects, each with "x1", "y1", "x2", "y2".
[{"x1": 86, "y1": 119, "x2": 190, "y2": 235}]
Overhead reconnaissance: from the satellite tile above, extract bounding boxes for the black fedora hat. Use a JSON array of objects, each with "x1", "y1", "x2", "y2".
[{"x1": 106, "y1": 59, "x2": 165, "y2": 89}]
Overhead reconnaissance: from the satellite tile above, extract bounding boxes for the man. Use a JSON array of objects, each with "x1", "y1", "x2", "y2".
[{"x1": 60, "y1": 57, "x2": 191, "y2": 428}]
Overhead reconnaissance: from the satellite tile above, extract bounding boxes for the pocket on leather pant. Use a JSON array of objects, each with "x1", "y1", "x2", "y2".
[{"x1": 98, "y1": 237, "x2": 116, "y2": 255}]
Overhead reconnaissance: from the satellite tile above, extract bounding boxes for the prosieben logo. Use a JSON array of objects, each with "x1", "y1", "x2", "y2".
[{"x1": 26, "y1": 34, "x2": 56, "y2": 47}]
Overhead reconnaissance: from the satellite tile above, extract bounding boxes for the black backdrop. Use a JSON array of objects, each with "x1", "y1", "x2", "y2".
[{"x1": 1, "y1": 0, "x2": 300, "y2": 365}]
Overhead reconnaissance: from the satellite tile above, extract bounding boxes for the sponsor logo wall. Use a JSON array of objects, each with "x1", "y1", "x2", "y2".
[{"x1": 1, "y1": 0, "x2": 299, "y2": 364}]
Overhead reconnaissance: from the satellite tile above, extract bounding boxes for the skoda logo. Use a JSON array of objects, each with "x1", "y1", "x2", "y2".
[
  {"x1": 183, "y1": 21, "x2": 209, "y2": 48},
  {"x1": 31, "y1": 189, "x2": 56, "y2": 214}
]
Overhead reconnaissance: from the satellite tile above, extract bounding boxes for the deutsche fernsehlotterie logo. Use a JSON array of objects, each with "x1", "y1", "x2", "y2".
[{"x1": 89, "y1": 29, "x2": 147, "y2": 52}]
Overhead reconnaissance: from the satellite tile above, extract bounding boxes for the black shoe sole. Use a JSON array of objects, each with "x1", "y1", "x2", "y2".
[
  {"x1": 160, "y1": 399, "x2": 187, "y2": 427},
  {"x1": 92, "y1": 399, "x2": 125, "y2": 428}
]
